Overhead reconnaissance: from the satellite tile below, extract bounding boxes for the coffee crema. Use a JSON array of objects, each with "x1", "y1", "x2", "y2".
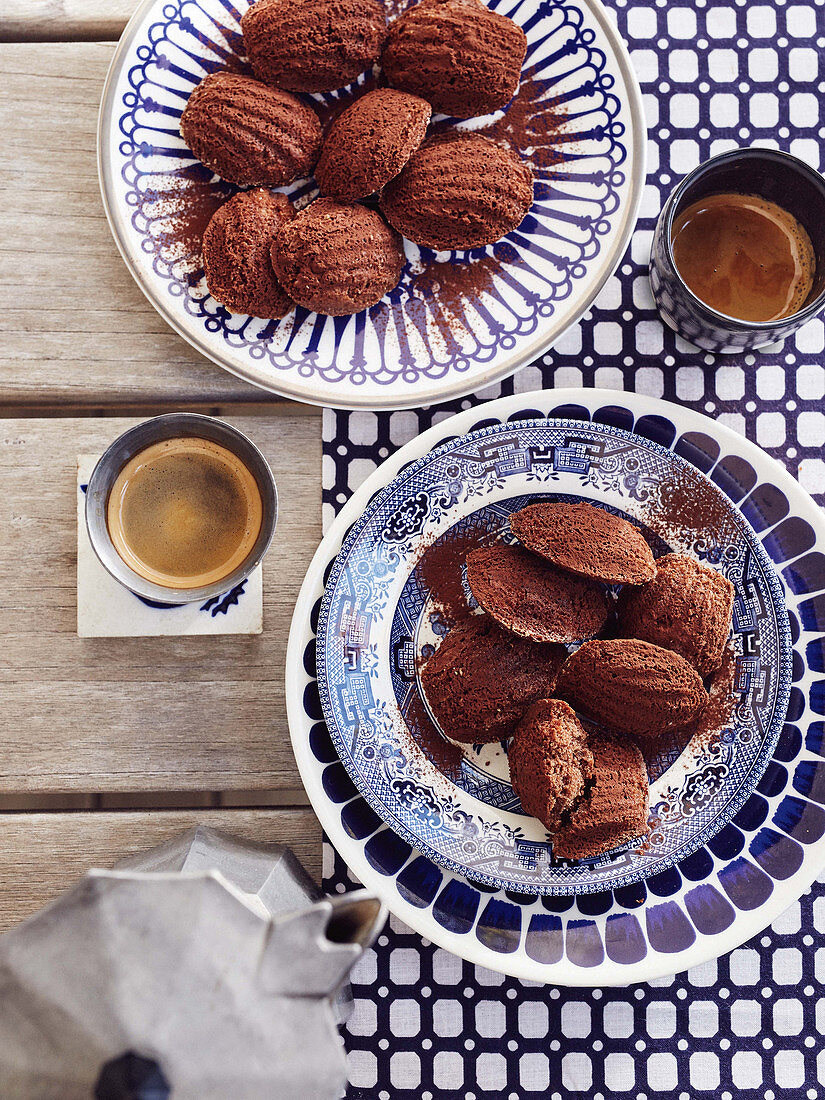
[
  {"x1": 107, "y1": 437, "x2": 263, "y2": 590},
  {"x1": 671, "y1": 192, "x2": 815, "y2": 323}
]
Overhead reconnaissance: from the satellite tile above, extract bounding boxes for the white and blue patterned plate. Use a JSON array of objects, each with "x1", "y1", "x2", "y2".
[
  {"x1": 286, "y1": 390, "x2": 825, "y2": 983},
  {"x1": 97, "y1": 0, "x2": 645, "y2": 410},
  {"x1": 314, "y1": 415, "x2": 793, "y2": 896}
]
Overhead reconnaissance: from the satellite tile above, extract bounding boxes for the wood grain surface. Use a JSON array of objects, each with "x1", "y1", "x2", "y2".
[
  {"x1": 0, "y1": 15, "x2": 333, "y2": 926},
  {"x1": 0, "y1": 809, "x2": 323, "y2": 931},
  {"x1": 0, "y1": 42, "x2": 269, "y2": 408},
  {"x1": 0, "y1": 414, "x2": 321, "y2": 792},
  {"x1": 2, "y1": 1, "x2": 136, "y2": 41}
]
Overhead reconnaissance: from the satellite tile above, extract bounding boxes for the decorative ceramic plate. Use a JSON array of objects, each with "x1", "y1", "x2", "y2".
[
  {"x1": 314, "y1": 419, "x2": 793, "y2": 896},
  {"x1": 97, "y1": 0, "x2": 645, "y2": 410},
  {"x1": 286, "y1": 390, "x2": 825, "y2": 983}
]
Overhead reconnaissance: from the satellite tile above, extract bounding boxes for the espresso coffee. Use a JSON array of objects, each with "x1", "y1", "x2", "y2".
[
  {"x1": 671, "y1": 192, "x2": 815, "y2": 322},
  {"x1": 106, "y1": 437, "x2": 263, "y2": 589}
]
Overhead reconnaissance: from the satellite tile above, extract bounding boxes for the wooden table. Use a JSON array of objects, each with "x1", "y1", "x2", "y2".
[{"x1": 0, "y1": 4, "x2": 324, "y2": 929}]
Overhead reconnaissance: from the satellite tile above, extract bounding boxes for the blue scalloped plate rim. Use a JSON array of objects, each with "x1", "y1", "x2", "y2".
[
  {"x1": 286, "y1": 390, "x2": 825, "y2": 984},
  {"x1": 97, "y1": 0, "x2": 645, "y2": 410}
]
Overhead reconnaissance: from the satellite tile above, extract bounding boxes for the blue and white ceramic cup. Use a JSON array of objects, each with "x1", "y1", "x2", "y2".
[{"x1": 650, "y1": 147, "x2": 825, "y2": 353}]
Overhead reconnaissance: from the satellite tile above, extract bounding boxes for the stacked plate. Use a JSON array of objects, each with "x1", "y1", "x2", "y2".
[{"x1": 287, "y1": 390, "x2": 825, "y2": 984}]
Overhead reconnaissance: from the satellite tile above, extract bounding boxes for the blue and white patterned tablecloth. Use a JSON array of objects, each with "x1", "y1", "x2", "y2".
[{"x1": 321, "y1": 0, "x2": 825, "y2": 1093}]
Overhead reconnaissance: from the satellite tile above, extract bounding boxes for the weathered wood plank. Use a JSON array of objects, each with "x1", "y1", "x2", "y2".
[
  {"x1": 1, "y1": 1, "x2": 135, "y2": 42},
  {"x1": 0, "y1": 42, "x2": 270, "y2": 406},
  {"x1": 0, "y1": 414, "x2": 321, "y2": 792},
  {"x1": 0, "y1": 809, "x2": 323, "y2": 932}
]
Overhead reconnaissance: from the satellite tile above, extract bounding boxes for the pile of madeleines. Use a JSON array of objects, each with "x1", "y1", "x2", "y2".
[
  {"x1": 179, "y1": 0, "x2": 534, "y2": 318},
  {"x1": 420, "y1": 501, "x2": 736, "y2": 861}
]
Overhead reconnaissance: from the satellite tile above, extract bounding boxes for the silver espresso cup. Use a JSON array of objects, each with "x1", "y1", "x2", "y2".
[{"x1": 85, "y1": 413, "x2": 277, "y2": 604}]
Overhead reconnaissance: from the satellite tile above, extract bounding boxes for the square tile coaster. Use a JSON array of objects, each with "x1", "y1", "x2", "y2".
[{"x1": 77, "y1": 455, "x2": 263, "y2": 638}]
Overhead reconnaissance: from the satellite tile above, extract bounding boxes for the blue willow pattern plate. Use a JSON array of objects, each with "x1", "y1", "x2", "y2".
[
  {"x1": 286, "y1": 391, "x2": 825, "y2": 984},
  {"x1": 97, "y1": 0, "x2": 644, "y2": 410},
  {"x1": 316, "y1": 419, "x2": 793, "y2": 895}
]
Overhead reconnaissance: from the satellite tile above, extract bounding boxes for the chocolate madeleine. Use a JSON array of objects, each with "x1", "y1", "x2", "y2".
[
  {"x1": 510, "y1": 501, "x2": 656, "y2": 586},
  {"x1": 242, "y1": 0, "x2": 387, "y2": 93},
  {"x1": 556, "y1": 638, "x2": 709, "y2": 742},
  {"x1": 270, "y1": 198, "x2": 404, "y2": 316},
  {"x1": 466, "y1": 543, "x2": 610, "y2": 644},
  {"x1": 509, "y1": 699, "x2": 594, "y2": 832},
  {"x1": 203, "y1": 189, "x2": 295, "y2": 318},
  {"x1": 380, "y1": 132, "x2": 533, "y2": 250},
  {"x1": 552, "y1": 735, "x2": 650, "y2": 860},
  {"x1": 420, "y1": 615, "x2": 567, "y2": 744},
  {"x1": 180, "y1": 71, "x2": 322, "y2": 187},
  {"x1": 316, "y1": 89, "x2": 431, "y2": 201},
  {"x1": 618, "y1": 554, "x2": 735, "y2": 677},
  {"x1": 381, "y1": 0, "x2": 527, "y2": 119}
]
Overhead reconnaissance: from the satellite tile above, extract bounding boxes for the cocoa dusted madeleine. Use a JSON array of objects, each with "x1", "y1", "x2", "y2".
[
  {"x1": 510, "y1": 501, "x2": 656, "y2": 586},
  {"x1": 203, "y1": 189, "x2": 295, "y2": 318},
  {"x1": 466, "y1": 543, "x2": 611, "y2": 644},
  {"x1": 316, "y1": 89, "x2": 432, "y2": 201},
  {"x1": 509, "y1": 699, "x2": 594, "y2": 832},
  {"x1": 180, "y1": 71, "x2": 322, "y2": 187},
  {"x1": 270, "y1": 197, "x2": 404, "y2": 316},
  {"x1": 552, "y1": 735, "x2": 649, "y2": 861},
  {"x1": 381, "y1": 0, "x2": 527, "y2": 119},
  {"x1": 420, "y1": 615, "x2": 567, "y2": 744},
  {"x1": 556, "y1": 639, "x2": 709, "y2": 743},
  {"x1": 618, "y1": 554, "x2": 735, "y2": 677},
  {"x1": 380, "y1": 132, "x2": 533, "y2": 250},
  {"x1": 241, "y1": 0, "x2": 387, "y2": 93}
]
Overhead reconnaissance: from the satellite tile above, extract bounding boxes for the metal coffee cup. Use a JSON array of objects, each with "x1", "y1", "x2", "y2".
[{"x1": 86, "y1": 413, "x2": 277, "y2": 604}]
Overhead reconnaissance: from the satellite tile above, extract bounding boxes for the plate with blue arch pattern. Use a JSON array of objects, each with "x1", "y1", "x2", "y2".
[
  {"x1": 286, "y1": 390, "x2": 825, "y2": 983},
  {"x1": 97, "y1": 0, "x2": 645, "y2": 410}
]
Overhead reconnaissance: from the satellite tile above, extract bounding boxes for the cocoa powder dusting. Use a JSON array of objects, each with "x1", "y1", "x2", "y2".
[
  {"x1": 478, "y1": 65, "x2": 566, "y2": 172},
  {"x1": 148, "y1": 166, "x2": 234, "y2": 265},
  {"x1": 406, "y1": 690, "x2": 465, "y2": 781},
  {"x1": 688, "y1": 644, "x2": 738, "y2": 748},
  {"x1": 205, "y1": 52, "x2": 252, "y2": 76},
  {"x1": 640, "y1": 725, "x2": 691, "y2": 776},
  {"x1": 371, "y1": 243, "x2": 527, "y2": 360},
  {"x1": 415, "y1": 530, "x2": 480, "y2": 626},
  {"x1": 648, "y1": 468, "x2": 737, "y2": 546},
  {"x1": 413, "y1": 251, "x2": 513, "y2": 313}
]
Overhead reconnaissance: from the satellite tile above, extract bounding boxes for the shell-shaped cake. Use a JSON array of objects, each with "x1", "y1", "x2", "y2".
[
  {"x1": 203, "y1": 190, "x2": 295, "y2": 319},
  {"x1": 380, "y1": 132, "x2": 533, "y2": 251},
  {"x1": 316, "y1": 89, "x2": 432, "y2": 201},
  {"x1": 270, "y1": 198, "x2": 405, "y2": 316},
  {"x1": 241, "y1": 0, "x2": 387, "y2": 93},
  {"x1": 381, "y1": 0, "x2": 527, "y2": 119},
  {"x1": 556, "y1": 639, "x2": 710, "y2": 742},
  {"x1": 509, "y1": 699, "x2": 595, "y2": 833},
  {"x1": 420, "y1": 615, "x2": 568, "y2": 745},
  {"x1": 510, "y1": 501, "x2": 657, "y2": 587},
  {"x1": 552, "y1": 735, "x2": 650, "y2": 861},
  {"x1": 618, "y1": 554, "x2": 735, "y2": 677},
  {"x1": 466, "y1": 543, "x2": 611, "y2": 644},
  {"x1": 180, "y1": 72, "x2": 322, "y2": 187}
]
